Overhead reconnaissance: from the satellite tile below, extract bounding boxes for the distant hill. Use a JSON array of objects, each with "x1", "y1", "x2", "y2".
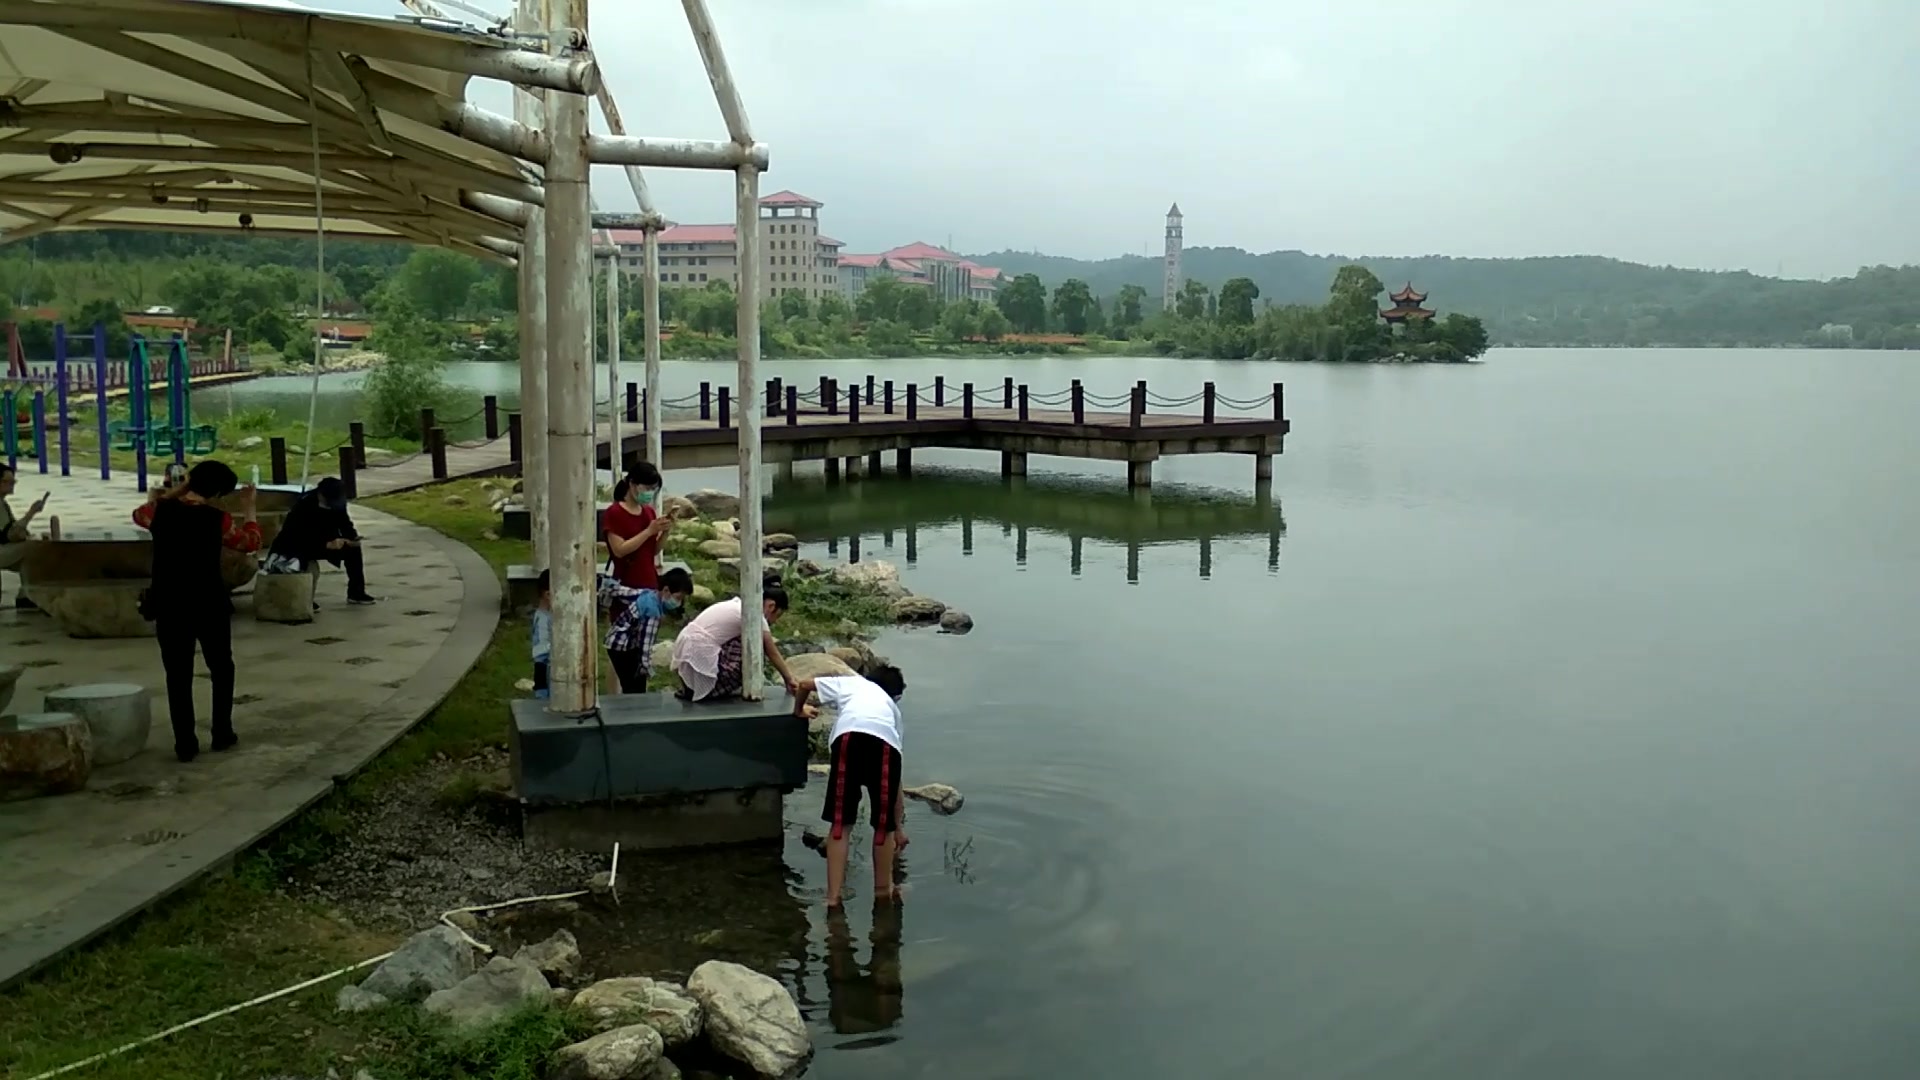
[{"x1": 965, "y1": 247, "x2": 1920, "y2": 348}]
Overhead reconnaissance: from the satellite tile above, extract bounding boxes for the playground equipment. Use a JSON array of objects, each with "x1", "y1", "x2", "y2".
[{"x1": 2, "y1": 322, "x2": 219, "y2": 487}]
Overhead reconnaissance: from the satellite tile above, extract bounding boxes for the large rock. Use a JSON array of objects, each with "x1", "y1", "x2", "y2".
[
  {"x1": 696, "y1": 538, "x2": 741, "y2": 559},
  {"x1": 791, "y1": 558, "x2": 826, "y2": 578},
  {"x1": 686, "y1": 961, "x2": 810, "y2": 1079},
  {"x1": 891, "y1": 596, "x2": 947, "y2": 624},
  {"x1": 514, "y1": 929, "x2": 581, "y2": 982},
  {"x1": 715, "y1": 556, "x2": 788, "y2": 582},
  {"x1": 335, "y1": 984, "x2": 389, "y2": 1014},
  {"x1": 359, "y1": 925, "x2": 475, "y2": 1003},
  {"x1": 685, "y1": 489, "x2": 740, "y2": 519},
  {"x1": 904, "y1": 782, "x2": 965, "y2": 815},
  {"x1": 0, "y1": 713, "x2": 92, "y2": 802},
  {"x1": 938, "y1": 608, "x2": 974, "y2": 634},
  {"x1": 0, "y1": 664, "x2": 21, "y2": 714},
  {"x1": 711, "y1": 519, "x2": 738, "y2": 540},
  {"x1": 828, "y1": 560, "x2": 899, "y2": 590},
  {"x1": 828, "y1": 643, "x2": 874, "y2": 674},
  {"x1": 570, "y1": 977, "x2": 703, "y2": 1045},
  {"x1": 650, "y1": 640, "x2": 675, "y2": 673},
  {"x1": 762, "y1": 533, "x2": 798, "y2": 551},
  {"x1": 645, "y1": 1059, "x2": 682, "y2": 1080},
  {"x1": 43, "y1": 683, "x2": 151, "y2": 767},
  {"x1": 690, "y1": 584, "x2": 715, "y2": 604},
  {"x1": 423, "y1": 955, "x2": 551, "y2": 1030},
  {"x1": 550, "y1": 1024, "x2": 664, "y2": 1080},
  {"x1": 787, "y1": 652, "x2": 856, "y2": 682},
  {"x1": 660, "y1": 494, "x2": 698, "y2": 521}
]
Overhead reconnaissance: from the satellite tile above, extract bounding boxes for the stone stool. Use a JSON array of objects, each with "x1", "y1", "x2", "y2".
[
  {"x1": 255, "y1": 570, "x2": 317, "y2": 624},
  {"x1": 0, "y1": 712, "x2": 92, "y2": 801},
  {"x1": 0, "y1": 663, "x2": 22, "y2": 715},
  {"x1": 44, "y1": 683, "x2": 152, "y2": 766}
]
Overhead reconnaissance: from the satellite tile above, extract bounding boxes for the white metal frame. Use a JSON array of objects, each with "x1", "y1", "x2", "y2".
[{"x1": 0, "y1": 0, "x2": 771, "y2": 713}]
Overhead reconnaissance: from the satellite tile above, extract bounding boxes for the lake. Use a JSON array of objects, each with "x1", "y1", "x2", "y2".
[{"x1": 264, "y1": 350, "x2": 1920, "y2": 1078}]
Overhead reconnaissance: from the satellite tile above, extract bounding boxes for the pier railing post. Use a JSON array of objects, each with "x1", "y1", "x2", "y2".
[
  {"x1": 718, "y1": 386, "x2": 731, "y2": 429},
  {"x1": 766, "y1": 377, "x2": 781, "y2": 416},
  {"x1": 350, "y1": 422, "x2": 367, "y2": 468},
  {"x1": 484, "y1": 395, "x2": 500, "y2": 439},
  {"x1": 1018, "y1": 384, "x2": 1029, "y2": 421},
  {"x1": 338, "y1": 446, "x2": 357, "y2": 499},
  {"x1": 935, "y1": 375, "x2": 945, "y2": 407},
  {"x1": 848, "y1": 383, "x2": 860, "y2": 422},
  {"x1": 819, "y1": 375, "x2": 832, "y2": 414},
  {"x1": 429, "y1": 428, "x2": 448, "y2": 479},
  {"x1": 865, "y1": 374, "x2": 875, "y2": 405},
  {"x1": 1002, "y1": 376, "x2": 1013, "y2": 410},
  {"x1": 1072, "y1": 380, "x2": 1084, "y2": 424},
  {"x1": 700, "y1": 381, "x2": 712, "y2": 420},
  {"x1": 269, "y1": 437, "x2": 289, "y2": 485},
  {"x1": 786, "y1": 386, "x2": 799, "y2": 425},
  {"x1": 418, "y1": 408, "x2": 435, "y2": 444},
  {"x1": 963, "y1": 382, "x2": 974, "y2": 419},
  {"x1": 1274, "y1": 382, "x2": 1285, "y2": 422},
  {"x1": 626, "y1": 382, "x2": 639, "y2": 423},
  {"x1": 884, "y1": 380, "x2": 894, "y2": 414},
  {"x1": 1203, "y1": 382, "x2": 1216, "y2": 424},
  {"x1": 906, "y1": 383, "x2": 918, "y2": 421},
  {"x1": 1130, "y1": 383, "x2": 1145, "y2": 430},
  {"x1": 507, "y1": 412, "x2": 522, "y2": 464}
]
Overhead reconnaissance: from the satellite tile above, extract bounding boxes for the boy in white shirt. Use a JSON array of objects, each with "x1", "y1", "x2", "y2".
[{"x1": 793, "y1": 664, "x2": 908, "y2": 908}]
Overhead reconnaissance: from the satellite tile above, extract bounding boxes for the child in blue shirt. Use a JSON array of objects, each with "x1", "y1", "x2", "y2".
[
  {"x1": 530, "y1": 569, "x2": 552, "y2": 699},
  {"x1": 599, "y1": 566, "x2": 693, "y2": 693}
]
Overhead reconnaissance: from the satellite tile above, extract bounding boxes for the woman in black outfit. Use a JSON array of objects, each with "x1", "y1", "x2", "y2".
[{"x1": 135, "y1": 461, "x2": 261, "y2": 762}]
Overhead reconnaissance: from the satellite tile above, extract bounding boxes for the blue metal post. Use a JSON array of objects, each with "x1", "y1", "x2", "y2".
[
  {"x1": 170, "y1": 334, "x2": 188, "y2": 463},
  {"x1": 53, "y1": 324, "x2": 71, "y2": 477},
  {"x1": 93, "y1": 322, "x2": 110, "y2": 480},
  {"x1": 131, "y1": 336, "x2": 149, "y2": 492},
  {"x1": 31, "y1": 391, "x2": 47, "y2": 474},
  {"x1": 2, "y1": 389, "x2": 15, "y2": 470}
]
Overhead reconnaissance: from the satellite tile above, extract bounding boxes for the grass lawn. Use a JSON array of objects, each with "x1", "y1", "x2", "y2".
[{"x1": 0, "y1": 479, "x2": 882, "y2": 1080}]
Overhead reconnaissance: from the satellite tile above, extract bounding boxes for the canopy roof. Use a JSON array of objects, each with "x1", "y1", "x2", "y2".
[{"x1": 0, "y1": 0, "x2": 561, "y2": 261}]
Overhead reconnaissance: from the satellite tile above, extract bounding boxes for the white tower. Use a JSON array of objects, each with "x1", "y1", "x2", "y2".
[{"x1": 1163, "y1": 202, "x2": 1183, "y2": 312}]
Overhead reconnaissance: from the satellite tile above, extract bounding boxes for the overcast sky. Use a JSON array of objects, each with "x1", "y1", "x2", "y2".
[{"x1": 347, "y1": 0, "x2": 1914, "y2": 278}]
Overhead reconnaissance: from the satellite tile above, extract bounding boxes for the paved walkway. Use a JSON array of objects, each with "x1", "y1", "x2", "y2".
[{"x1": 0, "y1": 471, "x2": 499, "y2": 989}]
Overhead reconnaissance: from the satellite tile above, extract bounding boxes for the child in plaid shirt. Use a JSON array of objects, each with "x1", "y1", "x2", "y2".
[{"x1": 600, "y1": 566, "x2": 694, "y2": 693}]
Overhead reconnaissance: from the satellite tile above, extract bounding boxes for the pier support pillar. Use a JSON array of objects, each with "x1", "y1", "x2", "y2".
[
  {"x1": 845, "y1": 455, "x2": 865, "y2": 479},
  {"x1": 867, "y1": 450, "x2": 883, "y2": 476},
  {"x1": 1000, "y1": 451, "x2": 1027, "y2": 477},
  {"x1": 775, "y1": 462, "x2": 795, "y2": 482},
  {"x1": 1127, "y1": 460, "x2": 1153, "y2": 487},
  {"x1": 895, "y1": 448, "x2": 912, "y2": 476},
  {"x1": 824, "y1": 457, "x2": 841, "y2": 483},
  {"x1": 1254, "y1": 453, "x2": 1274, "y2": 481}
]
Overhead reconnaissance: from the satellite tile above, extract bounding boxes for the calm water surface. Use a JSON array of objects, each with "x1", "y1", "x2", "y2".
[{"x1": 275, "y1": 350, "x2": 1920, "y2": 1078}]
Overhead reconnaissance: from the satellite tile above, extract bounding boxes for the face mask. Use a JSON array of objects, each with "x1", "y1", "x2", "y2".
[
  {"x1": 636, "y1": 488, "x2": 658, "y2": 506},
  {"x1": 663, "y1": 596, "x2": 682, "y2": 611}
]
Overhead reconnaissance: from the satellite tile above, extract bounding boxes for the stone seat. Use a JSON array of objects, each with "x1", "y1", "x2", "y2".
[
  {"x1": 254, "y1": 569, "x2": 317, "y2": 624},
  {"x1": 506, "y1": 563, "x2": 542, "y2": 614},
  {"x1": 27, "y1": 581, "x2": 155, "y2": 639},
  {"x1": 44, "y1": 684, "x2": 152, "y2": 766},
  {"x1": 0, "y1": 712, "x2": 92, "y2": 801},
  {"x1": 0, "y1": 664, "x2": 21, "y2": 715},
  {"x1": 501, "y1": 505, "x2": 531, "y2": 541}
]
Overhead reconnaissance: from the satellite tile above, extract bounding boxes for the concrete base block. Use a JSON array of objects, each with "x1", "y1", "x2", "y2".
[
  {"x1": 506, "y1": 564, "x2": 542, "y2": 615},
  {"x1": 509, "y1": 693, "x2": 807, "y2": 806},
  {"x1": 253, "y1": 571, "x2": 316, "y2": 624},
  {"x1": 523, "y1": 787, "x2": 785, "y2": 852},
  {"x1": 0, "y1": 713, "x2": 91, "y2": 801},
  {"x1": 501, "y1": 505, "x2": 532, "y2": 540},
  {"x1": 42, "y1": 683, "x2": 151, "y2": 766}
]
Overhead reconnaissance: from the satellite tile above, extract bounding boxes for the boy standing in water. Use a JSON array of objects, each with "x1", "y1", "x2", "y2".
[
  {"x1": 792, "y1": 664, "x2": 910, "y2": 907},
  {"x1": 530, "y1": 570, "x2": 552, "y2": 699},
  {"x1": 600, "y1": 566, "x2": 694, "y2": 693}
]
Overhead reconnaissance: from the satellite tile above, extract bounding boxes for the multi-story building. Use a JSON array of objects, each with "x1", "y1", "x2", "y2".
[
  {"x1": 837, "y1": 241, "x2": 1004, "y2": 307},
  {"x1": 607, "y1": 190, "x2": 842, "y2": 303}
]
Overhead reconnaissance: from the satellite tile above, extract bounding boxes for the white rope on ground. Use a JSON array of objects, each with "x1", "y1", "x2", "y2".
[
  {"x1": 299, "y1": 33, "x2": 326, "y2": 490},
  {"x1": 21, "y1": 951, "x2": 393, "y2": 1080},
  {"x1": 436, "y1": 888, "x2": 591, "y2": 953}
]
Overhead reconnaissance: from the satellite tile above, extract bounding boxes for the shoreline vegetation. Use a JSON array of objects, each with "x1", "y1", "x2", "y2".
[{"x1": 0, "y1": 478, "x2": 939, "y2": 1080}]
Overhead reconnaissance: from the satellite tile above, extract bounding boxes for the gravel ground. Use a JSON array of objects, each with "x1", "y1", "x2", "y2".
[{"x1": 285, "y1": 748, "x2": 606, "y2": 931}]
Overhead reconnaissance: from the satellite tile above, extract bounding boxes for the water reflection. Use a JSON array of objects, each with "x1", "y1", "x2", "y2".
[
  {"x1": 776, "y1": 467, "x2": 1285, "y2": 582},
  {"x1": 823, "y1": 905, "x2": 906, "y2": 1044}
]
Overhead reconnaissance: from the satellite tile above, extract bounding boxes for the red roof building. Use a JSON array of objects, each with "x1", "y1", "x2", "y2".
[{"x1": 1381, "y1": 281, "x2": 1436, "y2": 323}]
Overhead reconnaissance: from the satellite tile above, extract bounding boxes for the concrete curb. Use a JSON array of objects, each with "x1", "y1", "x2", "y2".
[{"x1": 0, "y1": 509, "x2": 503, "y2": 991}]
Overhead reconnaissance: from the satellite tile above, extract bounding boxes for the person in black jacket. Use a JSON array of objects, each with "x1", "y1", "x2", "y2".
[
  {"x1": 135, "y1": 461, "x2": 261, "y2": 762},
  {"x1": 265, "y1": 477, "x2": 377, "y2": 605}
]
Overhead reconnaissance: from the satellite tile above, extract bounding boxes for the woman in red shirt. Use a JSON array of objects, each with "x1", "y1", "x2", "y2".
[{"x1": 603, "y1": 462, "x2": 672, "y2": 589}]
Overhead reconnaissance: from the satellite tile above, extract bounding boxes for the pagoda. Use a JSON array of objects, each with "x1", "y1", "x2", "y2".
[{"x1": 1380, "y1": 283, "x2": 1436, "y2": 324}]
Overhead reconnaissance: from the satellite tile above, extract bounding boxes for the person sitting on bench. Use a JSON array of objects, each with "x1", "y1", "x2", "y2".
[
  {"x1": 0, "y1": 462, "x2": 48, "y2": 609},
  {"x1": 262, "y1": 477, "x2": 378, "y2": 605}
]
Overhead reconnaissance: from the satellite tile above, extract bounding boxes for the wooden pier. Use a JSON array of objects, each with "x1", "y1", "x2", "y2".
[{"x1": 338, "y1": 376, "x2": 1290, "y2": 498}]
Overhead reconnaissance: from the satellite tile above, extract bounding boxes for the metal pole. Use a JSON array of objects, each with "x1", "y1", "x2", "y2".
[
  {"x1": 606, "y1": 254, "x2": 622, "y2": 476},
  {"x1": 734, "y1": 162, "x2": 765, "y2": 700},
  {"x1": 92, "y1": 322, "x2": 108, "y2": 480},
  {"x1": 642, "y1": 225, "x2": 663, "y2": 470},
  {"x1": 544, "y1": 0, "x2": 596, "y2": 714},
  {"x1": 515, "y1": 0, "x2": 550, "y2": 570}
]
